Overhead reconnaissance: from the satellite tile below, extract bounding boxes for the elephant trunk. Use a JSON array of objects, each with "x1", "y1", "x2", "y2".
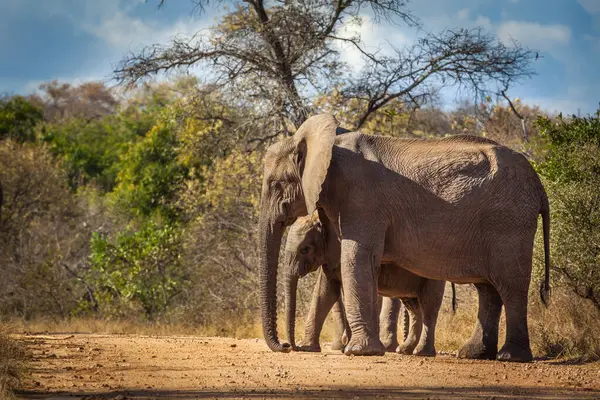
[
  {"x1": 258, "y1": 212, "x2": 290, "y2": 352},
  {"x1": 285, "y1": 271, "x2": 299, "y2": 351}
]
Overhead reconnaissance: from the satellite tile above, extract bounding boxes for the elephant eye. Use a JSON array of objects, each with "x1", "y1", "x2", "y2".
[{"x1": 299, "y1": 246, "x2": 310, "y2": 255}]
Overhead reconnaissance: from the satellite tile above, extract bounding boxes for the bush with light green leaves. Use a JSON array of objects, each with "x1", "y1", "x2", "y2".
[
  {"x1": 534, "y1": 109, "x2": 600, "y2": 310},
  {"x1": 86, "y1": 222, "x2": 186, "y2": 320}
]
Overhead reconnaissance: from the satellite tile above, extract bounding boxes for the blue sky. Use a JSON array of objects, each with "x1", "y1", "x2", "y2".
[{"x1": 1, "y1": 0, "x2": 599, "y2": 114}]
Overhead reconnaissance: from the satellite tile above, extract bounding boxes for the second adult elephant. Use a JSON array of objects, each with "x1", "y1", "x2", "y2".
[
  {"x1": 284, "y1": 213, "x2": 453, "y2": 356},
  {"x1": 257, "y1": 114, "x2": 550, "y2": 362}
]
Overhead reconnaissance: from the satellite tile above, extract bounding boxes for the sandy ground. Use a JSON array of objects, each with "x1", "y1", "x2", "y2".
[{"x1": 15, "y1": 333, "x2": 600, "y2": 400}]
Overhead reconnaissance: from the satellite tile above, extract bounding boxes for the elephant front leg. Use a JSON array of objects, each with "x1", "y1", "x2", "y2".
[
  {"x1": 298, "y1": 268, "x2": 340, "y2": 352},
  {"x1": 340, "y1": 239, "x2": 385, "y2": 356},
  {"x1": 458, "y1": 283, "x2": 502, "y2": 360},
  {"x1": 413, "y1": 280, "x2": 445, "y2": 357},
  {"x1": 396, "y1": 298, "x2": 421, "y2": 355},
  {"x1": 379, "y1": 297, "x2": 401, "y2": 352}
]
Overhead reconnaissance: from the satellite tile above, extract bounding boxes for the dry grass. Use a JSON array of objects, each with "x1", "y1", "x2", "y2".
[
  {"x1": 434, "y1": 285, "x2": 600, "y2": 362},
  {"x1": 14, "y1": 315, "x2": 262, "y2": 339},
  {"x1": 12, "y1": 313, "x2": 338, "y2": 344},
  {"x1": 0, "y1": 324, "x2": 26, "y2": 400},
  {"x1": 11, "y1": 287, "x2": 600, "y2": 363},
  {"x1": 530, "y1": 289, "x2": 600, "y2": 361}
]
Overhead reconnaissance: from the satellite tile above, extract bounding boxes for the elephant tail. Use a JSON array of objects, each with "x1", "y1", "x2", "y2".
[
  {"x1": 540, "y1": 194, "x2": 551, "y2": 307},
  {"x1": 451, "y1": 283, "x2": 457, "y2": 314}
]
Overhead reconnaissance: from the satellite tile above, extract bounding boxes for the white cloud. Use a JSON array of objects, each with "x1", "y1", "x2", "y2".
[
  {"x1": 27, "y1": 0, "x2": 214, "y2": 53},
  {"x1": 497, "y1": 21, "x2": 570, "y2": 53},
  {"x1": 82, "y1": 11, "x2": 156, "y2": 48},
  {"x1": 578, "y1": 0, "x2": 600, "y2": 14},
  {"x1": 82, "y1": 12, "x2": 212, "y2": 53},
  {"x1": 5, "y1": 0, "x2": 217, "y2": 93},
  {"x1": 474, "y1": 16, "x2": 493, "y2": 30},
  {"x1": 336, "y1": 15, "x2": 411, "y2": 71},
  {"x1": 456, "y1": 8, "x2": 470, "y2": 20}
]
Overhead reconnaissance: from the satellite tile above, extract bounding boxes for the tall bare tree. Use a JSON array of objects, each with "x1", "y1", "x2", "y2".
[{"x1": 115, "y1": 0, "x2": 535, "y2": 136}]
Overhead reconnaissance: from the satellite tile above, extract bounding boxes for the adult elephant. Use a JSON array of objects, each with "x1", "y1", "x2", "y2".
[
  {"x1": 283, "y1": 212, "x2": 454, "y2": 355},
  {"x1": 258, "y1": 114, "x2": 550, "y2": 362}
]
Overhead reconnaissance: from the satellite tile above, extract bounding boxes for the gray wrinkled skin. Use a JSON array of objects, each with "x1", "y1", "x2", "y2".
[
  {"x1": 258, "y1": 114, "x2": 550, "y2": 362},
  {"x1": 284, "y1": 214, "x2": 444, "y2": 356}
]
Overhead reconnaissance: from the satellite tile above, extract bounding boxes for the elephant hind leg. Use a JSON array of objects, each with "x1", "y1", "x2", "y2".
[
  {"x1": 458, "y1": 283, "x2": 502, "y2": 360},
  {"x1": 379, "y1": 297, "x2": 401, "y2": 352},
  {"x1": 497, "y1": 281, "x2": 533, "y2": 362},
  {"x1": 413, "y1": 279, "x2": 445, "y2": 357},
  {"x1": 396, "y1": 298, "x2": 421, "y2": 355}
]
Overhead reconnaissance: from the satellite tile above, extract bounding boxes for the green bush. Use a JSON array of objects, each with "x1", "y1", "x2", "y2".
[
  {"x1": 41, "y1": 115, "x2": 145, "y2": 191},
  {"x1": 0, "y1": 96, "x2": 42, "y2": 143},
  {"x1": 110, "y1": 122, "x2": 187, "y2": 221},
  {"x1": 86, "y1": 222, "x2": 186, "y2": 320},
  {"x1": 535, "y1": 110, "x2": 600, "y2": 310}
]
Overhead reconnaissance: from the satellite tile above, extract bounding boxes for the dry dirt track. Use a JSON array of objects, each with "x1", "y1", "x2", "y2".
[{"x1": 16, "y1": 333, "x2": 600, "y2": 400}]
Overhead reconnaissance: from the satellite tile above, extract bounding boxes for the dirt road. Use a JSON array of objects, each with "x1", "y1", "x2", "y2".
[{"x1": 16, "y1": 333, "x2": 600, "y2": 399}]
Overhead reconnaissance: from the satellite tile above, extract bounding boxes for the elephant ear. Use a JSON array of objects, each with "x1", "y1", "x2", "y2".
[{"x1": 293, "y1": 114, "x2": 338, "y2": 215}]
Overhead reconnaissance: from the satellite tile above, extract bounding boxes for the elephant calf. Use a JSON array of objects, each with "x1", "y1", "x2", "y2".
[
  {"x1": 309, "y1": 292, "x2": 407, "y2": 353},
  {"x1": 284, "y1": 213, "x2": 451, "y2": 356}
]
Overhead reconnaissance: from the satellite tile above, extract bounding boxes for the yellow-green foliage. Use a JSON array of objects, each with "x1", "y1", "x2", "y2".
[
  {"x1": 111, "y1": 122, "x2": 186, "y2": 220},
  {"x1": 198, "y1": 149, "x2": 262, "y2": 213},
  {"x1": 2, "y1": 77, "x2": 600, "y2": 362}
]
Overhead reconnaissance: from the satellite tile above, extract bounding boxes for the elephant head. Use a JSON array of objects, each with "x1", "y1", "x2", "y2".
[
  {"x1": 283, "y1": 212, "x2": 328, "y2": 349},
  {"x1": 258, "y1": 114, "x2": 338, "y2": 352}
]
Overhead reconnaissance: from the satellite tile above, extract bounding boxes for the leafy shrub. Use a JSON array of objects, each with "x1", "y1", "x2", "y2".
[
  {"x1": 87, "y1": 222, "x2": 185, "y2": 320},
  {"x1": 0, "y1": 141, "x2": 89, "y2": 319},
  {"x1": 0, "y1": 96, "x2": 42, "y2": 143},
  {"x1": 110, "y1": 123, "x2": 187, "y2": 221},
  {"x1": 534, "y1": 110, "x2": 600, "y2": 310},
  {"x1": 41, "y1": 116, "x2": 140, "y2": 191}
]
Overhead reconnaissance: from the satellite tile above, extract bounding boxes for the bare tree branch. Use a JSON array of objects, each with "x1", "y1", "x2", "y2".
[
  {"x1": 500, "y1": 87, "x2": 529, "y2": 143},
  {"x1": 122, "y1": 2, "x2": 534, "y2": 139},
  {"x1": 343, "y1": 28, "x2": 536, "y2": 129}
]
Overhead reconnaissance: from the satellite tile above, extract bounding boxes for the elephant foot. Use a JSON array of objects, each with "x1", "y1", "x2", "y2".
[
  {"x1": 497, "y1": 342, "x2": 533, "y2": 363},
  {"x1": 344, "y1": 336, "x2": 385, "y2": 356},
  {"x1": 381, "y1": 337, "x2": 400, "y2": 353},
  {"x1": 295, "y1": 342, "x2": 321, "y2": 352},
  {"x1": 457, "y1": 340, "x2": 497, "y2": 360},
  {"x1": 396, "y1": 340, "x2": 417, "y2": 355},
  {"x1": 413, "y1": 344, "x2": 436, "y2": 357},
  {"x1": 330, "y1": 339, "x2": 345, "y2": 351}
]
